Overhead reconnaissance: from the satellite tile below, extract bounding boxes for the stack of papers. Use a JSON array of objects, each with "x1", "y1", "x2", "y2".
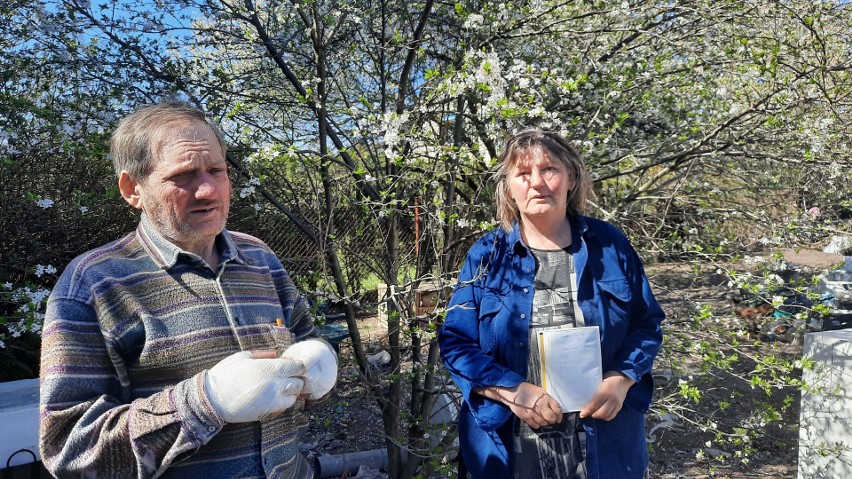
[{"x1": 539, "y1": 326, "x2": 602, "y2": 412}]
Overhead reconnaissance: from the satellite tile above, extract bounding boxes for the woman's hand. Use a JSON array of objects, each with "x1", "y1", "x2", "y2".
[
  {"x1": 508, "y1": 382, "x2": 563, "y2": 429},
  {"x1": 579, "y1": 371, "x2": 635, "y2": 421},
  {"x1": 475, "y1": 382, "x2": 563, "y2": 429}
]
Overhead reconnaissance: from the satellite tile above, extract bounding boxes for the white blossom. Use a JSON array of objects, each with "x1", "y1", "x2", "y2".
[
  {"x1": 381, "y1": 111, "x2": 409, "y2": 159},
  {"x1": 463, "y1": 13, "x2": 484, "y2": 30}
]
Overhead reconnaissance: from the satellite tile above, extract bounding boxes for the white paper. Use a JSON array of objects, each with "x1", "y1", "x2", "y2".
[{"x1": 538, "y1": 326, "x2": 602, "y2": 412}]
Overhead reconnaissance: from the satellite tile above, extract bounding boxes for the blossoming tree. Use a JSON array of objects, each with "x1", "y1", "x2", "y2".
[{"x1": 2, "y1": 0, "x2": 852, "y2": 476}]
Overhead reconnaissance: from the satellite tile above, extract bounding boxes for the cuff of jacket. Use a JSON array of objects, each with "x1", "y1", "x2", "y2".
[
  {"x1": 623, "y1": 372, "x2": 654, "y2": 413},
  {"x1": 466, "y1": 369, "x2": 526, "y2": 432},
  {"x1": 172, "y1": 372, "x2": 225, "y2": 446}
]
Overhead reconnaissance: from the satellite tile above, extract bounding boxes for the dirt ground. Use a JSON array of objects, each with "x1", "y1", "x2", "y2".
[
  {"x1": 302, "y1": 317, "x2": 391, "y2": 471},
  {"x1": 302, "y1": 248, "x2": 847, "y2": 478}
]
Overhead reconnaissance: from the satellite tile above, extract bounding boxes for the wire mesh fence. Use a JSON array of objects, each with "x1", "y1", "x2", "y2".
[
  {"x1": 1, "y1": 146, "x2": 428, "y2": 344},
  {"x1": 226, "y1": 153, "x2": 421, "y2": 301}
]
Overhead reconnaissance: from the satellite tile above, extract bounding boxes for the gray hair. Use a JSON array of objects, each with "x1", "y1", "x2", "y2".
[
  {"x1": 494, "y1": 129, "x2": 595, "y2": 231},
  {"x1": 109, "y1": 101, "x2": 227, "y2": 180}
]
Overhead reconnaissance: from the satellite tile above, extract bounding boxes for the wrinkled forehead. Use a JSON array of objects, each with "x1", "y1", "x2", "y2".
[
  {"x1": 152, "y1": 120, "x2": 220, "y2": 158},
  {"x1": 165, "y1": 126, "x2": 211, "y2": 142}
]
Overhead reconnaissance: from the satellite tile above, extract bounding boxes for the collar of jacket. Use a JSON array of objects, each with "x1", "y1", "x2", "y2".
[
  {"x1": 136, "y1": 213, "x2": 247, "y2": 269},
  {"x1": 507, "y1": 214, "x2": 594, "y2": 252}
]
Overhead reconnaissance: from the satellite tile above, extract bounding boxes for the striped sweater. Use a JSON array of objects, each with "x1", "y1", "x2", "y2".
[{"x1": 40, "y1": 215, "x2": 318, "y2": 478}]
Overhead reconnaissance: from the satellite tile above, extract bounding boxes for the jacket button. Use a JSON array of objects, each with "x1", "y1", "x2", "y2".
[
  {"x1": 523, "y1": 288, "x2": 529, "y2": 293},
  {"x1": 520, "y1": 314, "x2": 526, "y2": 319}
]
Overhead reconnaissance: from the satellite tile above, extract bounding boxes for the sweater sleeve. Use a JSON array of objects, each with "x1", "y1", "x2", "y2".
[{"x1": 39, "y1": 295, "x2": 223, "y2": 479}]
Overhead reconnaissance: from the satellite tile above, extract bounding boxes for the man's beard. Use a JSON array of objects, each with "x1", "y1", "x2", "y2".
[{"x1": 144, "y1": 199, "x2": 227, "y2": 247}]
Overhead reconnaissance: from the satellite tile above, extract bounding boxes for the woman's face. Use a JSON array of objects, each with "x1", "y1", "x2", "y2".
[{"x1": 507, "y1": 149, "x2": 574, "y2": 224}]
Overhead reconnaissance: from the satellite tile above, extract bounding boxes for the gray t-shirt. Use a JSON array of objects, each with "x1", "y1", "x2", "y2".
[{"x1": 514, "y1": 246, "x2": 587, "y2": 479}]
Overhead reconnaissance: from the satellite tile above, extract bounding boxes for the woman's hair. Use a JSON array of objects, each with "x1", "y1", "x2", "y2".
[
  {"x1": 494, "y1": 129, "x2": 595, "y2": 231},
  {"x1": 109, "y1": 101, "x2": 227, "y2": 181}
]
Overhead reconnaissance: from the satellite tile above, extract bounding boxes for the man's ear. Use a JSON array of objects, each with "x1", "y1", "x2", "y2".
[{"x1": 118, "y1": 171, "x2": 143, "y2": 209}]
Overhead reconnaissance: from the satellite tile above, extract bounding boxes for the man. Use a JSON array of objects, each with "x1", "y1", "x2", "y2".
[{"x1": 39, "y1": 102, "x2": 337, "y2": 478}]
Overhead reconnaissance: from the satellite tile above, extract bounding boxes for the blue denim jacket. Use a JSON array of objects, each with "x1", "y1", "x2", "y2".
[{"x1": 439, "y1": 216, "x2": 664, "y2": 479}]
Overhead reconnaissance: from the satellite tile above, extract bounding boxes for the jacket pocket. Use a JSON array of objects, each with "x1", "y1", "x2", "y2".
[
  {"x1": 595, "y1": 278, "x2": 633, "y2": 332},
  {"x1": 478, "y1": 293, "x2": 504, "y2": 353},
  {"x1": 596, "y1": 278, "x2": 632, "y2": 303}
]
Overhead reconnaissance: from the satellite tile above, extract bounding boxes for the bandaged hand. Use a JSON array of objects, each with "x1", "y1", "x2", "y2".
[
  {"x1": 281, "y1": 339, "x2": 338, "y2": 400},
  {"x1": 204, "y1": 351, "x2": 306, "y2": 423}
]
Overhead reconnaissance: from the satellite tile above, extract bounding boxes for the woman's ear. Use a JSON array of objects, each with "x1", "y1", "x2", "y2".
[
  {"x1": 566, "y1": 171, "x2": 576, "y2": 193},
  {"x1": 502, "y1": 180, "x2": 514, "y2": 201},
  {"x1": 118, "y1": 171, "x2": 143, "y2": 209}
]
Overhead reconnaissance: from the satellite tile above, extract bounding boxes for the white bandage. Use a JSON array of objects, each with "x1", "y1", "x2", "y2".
[
  {"x1": 204, "y1": 351, "x2": 306, "y2": 423},
  {"x1": 281, "y1": 339, "x2": 338, "y2": 400}
]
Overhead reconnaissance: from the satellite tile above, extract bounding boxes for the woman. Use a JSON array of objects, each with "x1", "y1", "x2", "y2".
[{"x1": 439, "y1": 129, "x2": 664, "y2": 479}]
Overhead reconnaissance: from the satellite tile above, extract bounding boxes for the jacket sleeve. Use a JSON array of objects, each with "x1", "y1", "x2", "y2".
[
  {"x1": 39, "y1": 294, "x2": 222, "y2": 479},
  {"x1": 439, "y1": 238, "x2": 526, "y2": 431},
  {"x1": 610, "y1": 238, "x2": 665, "y2": 412}
]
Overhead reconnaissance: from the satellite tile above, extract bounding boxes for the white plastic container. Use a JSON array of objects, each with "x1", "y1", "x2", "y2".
[
  {"x1": 0, "y1": 379, "x2": 40, "y2": 468},
  {"x1": 799, "y1": 330, "x2": 852, "y2": 478}
]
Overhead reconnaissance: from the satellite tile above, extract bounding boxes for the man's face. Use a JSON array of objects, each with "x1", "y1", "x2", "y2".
[{"x1": 133, "y1": 120, "x2": 231, "y2": 254}]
